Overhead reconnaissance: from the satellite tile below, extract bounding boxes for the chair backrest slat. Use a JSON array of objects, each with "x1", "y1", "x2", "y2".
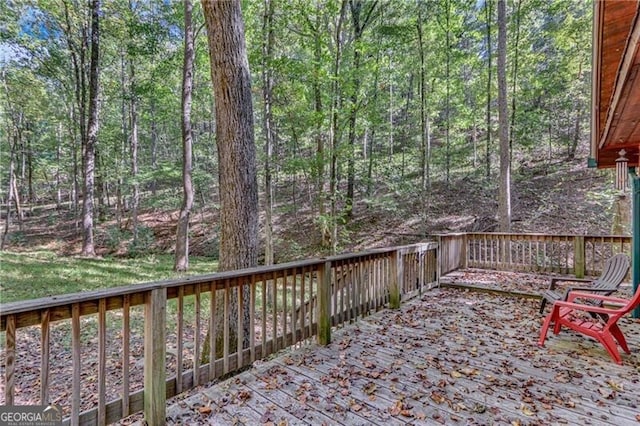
[{"x1": 594, "y1": 253, "x2": 630, "y2": 290}]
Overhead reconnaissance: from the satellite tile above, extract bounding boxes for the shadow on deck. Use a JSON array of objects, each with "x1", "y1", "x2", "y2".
[{"x1": 160, "y1": 287, "x2": 640, "y2": 425}]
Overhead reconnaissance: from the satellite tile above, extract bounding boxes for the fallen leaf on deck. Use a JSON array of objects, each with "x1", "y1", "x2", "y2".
[
  {"x1": 198, "y1": 406, "x2": 212, "y2": 415},
  {"x1": 364, "y1": 382, "x2": 377, "y2": 395},
  {"x1": 606, "y1": 379, "x2": 623, "y2": 392},
  {"x1": 520, "y1": 404, "x2": 535, "y2": 416}
]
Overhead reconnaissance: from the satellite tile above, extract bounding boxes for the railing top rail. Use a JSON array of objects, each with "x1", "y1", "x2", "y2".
[
  {"x1": 0, "y1": 243, "x2": 437, "y2": 319},
  {"x1": 437, "y1": 232, "x2": 630, "y2": 239}
]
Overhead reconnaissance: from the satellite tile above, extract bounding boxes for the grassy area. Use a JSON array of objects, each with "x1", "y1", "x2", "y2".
[{"x1": 0, "y1": 251, "x2": 219, "y2": 303}]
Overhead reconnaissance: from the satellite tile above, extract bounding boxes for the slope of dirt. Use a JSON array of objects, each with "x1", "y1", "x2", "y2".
[{"x1": 2, "y1": 156, "x2": 625, "y2": 262}]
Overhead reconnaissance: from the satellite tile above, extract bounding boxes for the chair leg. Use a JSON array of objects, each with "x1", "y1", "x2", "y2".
[
  {"x1": 539, "y1": 298, "x2": 547, "y2": 314},
  {"x1": 599, "y1": 333, "x2": 623, "y2": 365},
  {"x1": 538, "y1": 310, "x2": 555, "y2": 346},
  {"x1": 609, "y1": 324, "x2": 631, "y2": 354}
]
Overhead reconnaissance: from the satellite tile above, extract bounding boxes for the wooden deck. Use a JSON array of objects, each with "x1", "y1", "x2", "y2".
[{"x1": 160, "y1": 287, "x2": 640, "y2": 425}]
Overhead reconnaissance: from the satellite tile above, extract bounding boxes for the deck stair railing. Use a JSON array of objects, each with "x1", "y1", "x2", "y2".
[{"x1": 0, "y1": 242, "x2": 437, "y2": 426}]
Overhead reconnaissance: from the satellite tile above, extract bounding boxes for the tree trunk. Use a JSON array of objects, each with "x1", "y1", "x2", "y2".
[
  {"x1": 417, "y1": 4, "x2": 429, "y2": 191},
  {"x1": 1, "y1": 133, "x2": 20, "y2": 250},
  {"x1": 262, "y1": 0, "x2": 275, "y2": 266},
  {"x1": 445, "y1": 0, "x2": 451, "y2": 187},
  {"x1": 497, "y1": 0, "x2": 511, "y2": 232},
  {"x1": 56, "y1": 123, "x2": 62, "y2": 209},
  {"x1": 311, "y1": 7, "x2": 329, "y2": 247},
  {"x1": 118, "y1": 50, "x2": 128, "y2": 229},
  {"x1": 175, "y1": 0, "x2": 195, "y2": 272},
  {"x1": 129, "y1": 62, "x2": 139, "y2": 249},
  {"x1": 568, "y1": 60, "x2": 584, "y2": 160},
  {"x1": 329, "y1": 0, "x2": 348, "y2": 254},
  {"x1": 81, "y1": 0, "x2": 100, "y2": 256},
  {"x1": 485, "y1": 0, "x2": 492, "y2": 179},
  {"x1": 202, "y1": 0, "x2": 259, "y2": 358},
  {"x1": 150, "y1": 100, "x2": 158, "y2": 196},
  {"x1": 345, "y1": 0, "x2": 377, "y2": 220},
  {"x1": 508, "y1": 0, "x2": 521, "y2": 165}
]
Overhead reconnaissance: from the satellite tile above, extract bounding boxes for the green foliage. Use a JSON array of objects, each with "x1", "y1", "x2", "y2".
[
  {"x1": 0, "y1": 0, "x2": 595, "y2": 254},
  {"x1": 102, "y1": 226, "x2": 130, "y2": 253},
  {"x1": 127, "y1": 225, "x2": 156, "y2": 257}
]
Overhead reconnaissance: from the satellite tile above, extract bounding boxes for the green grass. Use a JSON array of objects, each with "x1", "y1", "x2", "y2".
[{"x1": 0, "y1": 251, "x2": 219, "y2": 303}]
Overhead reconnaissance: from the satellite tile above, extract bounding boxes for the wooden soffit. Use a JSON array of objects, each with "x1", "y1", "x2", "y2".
[{"x1": 592, "y1": 0, "x2": 640, "y2": 168}]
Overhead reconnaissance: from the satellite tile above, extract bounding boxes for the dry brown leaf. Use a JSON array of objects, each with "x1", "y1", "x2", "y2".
[
  {"x1": 430, "y1": 391, "x2": 446, "y2": 404},
  {"x1": 198, "y1": 406, "x2": 212, "y2": 415},
  {"x1": 607, "y1": 379, "x2": 624, "y2": 392},
  {"x1": 400, "y1": 409, "x2": 414, "y2": 417},
  {"x1": 460, "y1": 367, "x2": 478, "y2": 376},
  {"x1": 364, "y1": 382, "x2": 377, "y2": 395},
  {"x1": 520, "y1": 404, "x2": 535, "y2": 416},
  {"x1": 389, "y1": 401, "x2": 402, "y2": 416}
]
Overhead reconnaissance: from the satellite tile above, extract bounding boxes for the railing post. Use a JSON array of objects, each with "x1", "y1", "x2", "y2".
[
  {"x1": 389, "y1": 250, "x2": 401, "y2": 309},
  {"x1": 144, "y1": 288, "x2": 167, "y2": 426},
  {"x1": 574, "y1": 235, "x2": 585, "y2": 278},
  {"x1": 318, "y1": 260, "x2": 332, "y2": 345}
]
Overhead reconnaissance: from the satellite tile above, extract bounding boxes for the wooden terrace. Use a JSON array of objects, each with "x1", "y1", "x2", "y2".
[
  {"x1": 1, "y1": 233, "x2": 640, "y2": 425},
  {"x1": 164, "y1": 286, "x2": 640, "y2": 425}
]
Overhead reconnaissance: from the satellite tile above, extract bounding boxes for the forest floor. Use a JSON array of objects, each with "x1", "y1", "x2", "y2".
[{"x1": 2, "y1": 155, "x2": 627, "y2": 263}]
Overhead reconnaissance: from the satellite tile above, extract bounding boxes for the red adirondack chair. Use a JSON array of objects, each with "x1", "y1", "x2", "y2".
[{"x1": 538, "y1": 285, "x2": 640, "y2": 364}]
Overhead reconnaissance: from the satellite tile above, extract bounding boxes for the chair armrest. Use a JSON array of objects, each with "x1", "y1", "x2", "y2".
[
  {"x1": 552, "y1": 299, "x2": 620, "y2": 315},
  {"x1": 562, "y1": 286, "x2": 618, "y2": 301},
  {"x1": 566, "y1": 291, "x2": 629, "y2": 305},
  {"x1": 549, "y1": 277, "x2": 592, "y2": 290}
]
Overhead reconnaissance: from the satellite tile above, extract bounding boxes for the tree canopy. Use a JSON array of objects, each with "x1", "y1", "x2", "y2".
[{"x1": 0, "y1": 0, "x2": 592, "y2": 257}]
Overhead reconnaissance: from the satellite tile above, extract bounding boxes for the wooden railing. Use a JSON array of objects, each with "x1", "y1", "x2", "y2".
[
  {"x1": 0, "y1": 242, "x2": 437, "y2": 425},
  {"x1": 439, "y1": 233, "x2": 631, "y2": 278}
]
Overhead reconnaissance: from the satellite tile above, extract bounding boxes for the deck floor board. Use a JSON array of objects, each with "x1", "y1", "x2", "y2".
[{"x1": 164, "y1": 287, "x2": 640, "y2": 425}]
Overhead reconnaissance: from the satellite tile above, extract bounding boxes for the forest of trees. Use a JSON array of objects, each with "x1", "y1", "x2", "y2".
[{"x1": 0, "y1": 0, "x2": 592, "y2": 264}]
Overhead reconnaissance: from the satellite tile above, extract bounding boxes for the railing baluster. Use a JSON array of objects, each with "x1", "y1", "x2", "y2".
[
  {"x1": 308, "y1": 269, "x2": 314, "y2": 339},
  {"x1": 194, "y1": 284, "x2": 201, "y2": 386},
  {"x1": 209, "y1": 283, "x2": 216, "y2": 380},
  {"x1": 261, "y1": 277, "x2": 267, "y2": 358},
  {"x1": 237, "y1": 279, "x2": 244, "y2": 369},
  {"x1": 71, "y1": 303, "x2": 81, "y2": 426},
  {"x1": 40, "y1": 309, "x2": 50, "y2": 405},
  {"x1": 291, "y1": 267, "x2": 298, "y2": 345},
  {"x1": 176, "y1": 286, "x2": 184, "y2": 393},
  {"x1": 122, "y1": 294, "x2": 130, "y2": 416},
  {"x1": 282, "y1": 270, "x2": 288, "y2": 346},
  {"x1": 300, "y1": 267, "x2": 306, "y2": 341},
  {"x1": 250, "y1": 275, "x2": 256, "y2": 362},
  {"x1": 223, "y1": 279, "x2": 230, "y2": 375},
  {"x1": 271, "y1": 271, "x2": 277, "y2": 353},
  {"x1": 98, "y1": 298, "x2": 106, "y2": 425},
  {"x1": 5, "y1": 314, "x2": 15, "y2": 406}
]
